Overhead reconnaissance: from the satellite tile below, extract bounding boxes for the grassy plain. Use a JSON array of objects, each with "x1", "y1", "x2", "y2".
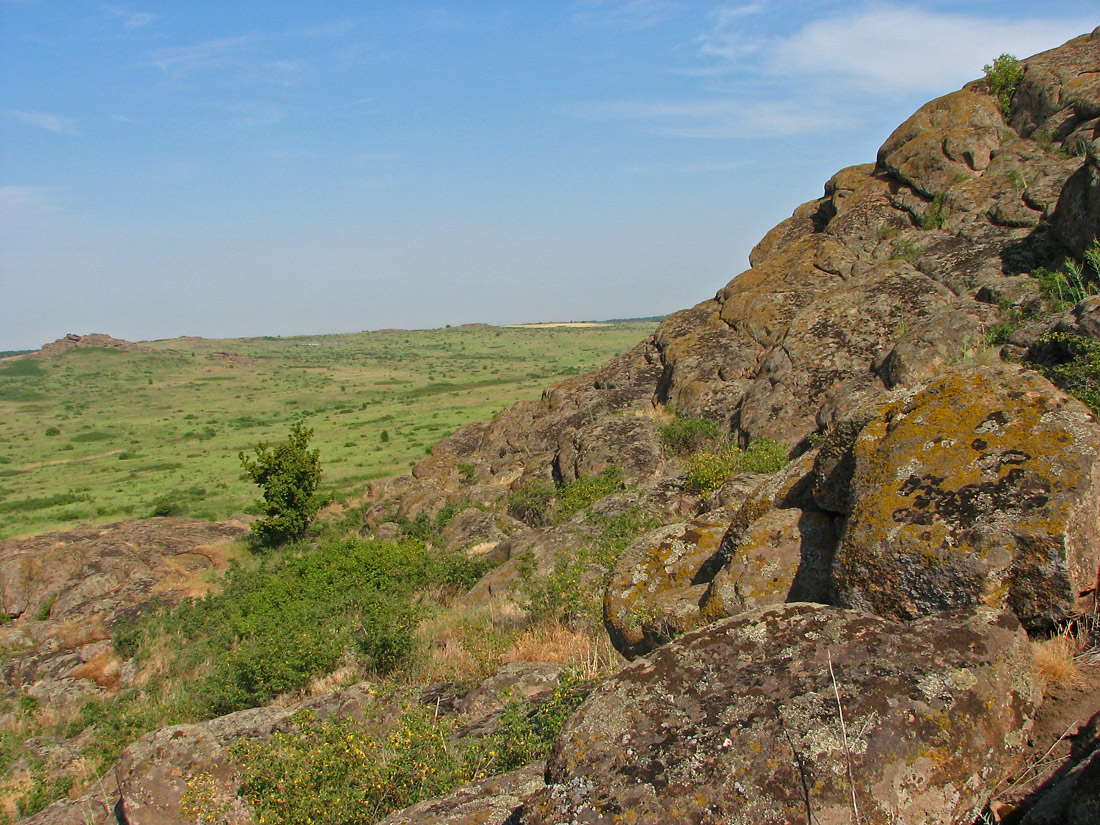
[{"x1": 0, "y1": 322, "x2": 658, "y2": 540}]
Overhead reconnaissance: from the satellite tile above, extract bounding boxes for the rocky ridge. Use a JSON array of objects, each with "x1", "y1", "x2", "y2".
[{"x1": 6, "y1": 29, "x2": 1100, "y2": 825}]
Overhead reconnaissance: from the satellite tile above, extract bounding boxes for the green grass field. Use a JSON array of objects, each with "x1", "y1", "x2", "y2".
[{"x1": 0, "y1": 322, "x2": 658, "y2": 540}]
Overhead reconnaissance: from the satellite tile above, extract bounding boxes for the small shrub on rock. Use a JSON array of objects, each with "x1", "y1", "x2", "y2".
[
  {"x1": 984, "y1": 53, "x2": 1023, "y2": 118},
  {"x1": 658, "y1": 416, "x2": 722, "y2": 455},
  {"x1": 684, "y1": 438, "x2": 789, "y2": 496}
]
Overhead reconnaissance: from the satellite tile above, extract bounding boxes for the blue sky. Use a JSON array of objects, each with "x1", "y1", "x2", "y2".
[{"x1": 1, "y1": 2, "x2": 1095, "y2": 350}]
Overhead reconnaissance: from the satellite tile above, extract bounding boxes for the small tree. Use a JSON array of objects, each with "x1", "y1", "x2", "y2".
[
  {"x1": 239, "y1": 420, "x2": 322, "y2": 549},
  {"x1": 983, "y1": 53, "x2": 1022, "y2": 119}
]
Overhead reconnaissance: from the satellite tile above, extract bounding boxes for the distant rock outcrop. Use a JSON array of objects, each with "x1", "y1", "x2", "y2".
[{"x1": 29, "y1": 333, "x2": 155, "y2": 358}]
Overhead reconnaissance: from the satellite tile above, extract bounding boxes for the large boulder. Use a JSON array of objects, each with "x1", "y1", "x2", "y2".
[
  {"x1": 525, "y1": 603, "x2": 1037, "y2": 825},
  {"x1": 827, "y1": 364, "x2": 1100, "y2": 629}
]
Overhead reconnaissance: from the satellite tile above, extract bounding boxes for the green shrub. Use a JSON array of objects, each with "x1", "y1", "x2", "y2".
[
  {"x1": 684, "y1": 438, "x2": 789, "y2": 497},
  {"x1": 507, "y1": 478, "x2": 556, "y2": 526},
  {"x1": 1035, "y1": 240, "x2": 1100, "y2": 310},
  {"x1": 239, "y1": 420, "x2": 323, "y2": 549},
  {"x1": 1027, "y1": 332, "x2": 1100, "y2": 415},
  {"x1": 114, "y1": 536, "x2": 491, "y2": 718},
  {"x1": 226, "y1": 670, "x2": 586, "y2": 825},
  {"x1": 44, "y1": 426, "x2": 60, "y2": 437},
  {"x1": 556, "y1": 466, "x2": 622, "y2": 521},
  {"x1": 984, "y1": 53, "x2": 1023, "y2": 118},
  {"x1": 232, "y1": 705, "x2": 467, "y2": 825},
  {"x1": 919, "y1": 193, "x2": 947, "y2": 230},
  {"x1": 658, "y1": 416, "x2": 722, "y2": 455},
  {"x1": 507, "y1": 468, "x2": 624, "y2": 528},
  {"x1": 891, "y1": 240, "x2": 922, "y2": 266}
]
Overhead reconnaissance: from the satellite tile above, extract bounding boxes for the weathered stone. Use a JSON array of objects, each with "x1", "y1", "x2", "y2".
[
  {"x1": 603, "y1": 512, "x2": 733, "y2": 660},
  {"x1": 378, "y1": 760, "x2": 546, "y2": 825},
  {"x1": 439, "y1": 508, "x2": 524, "y2": 553},
  {"x1": 831, "y1": 365, "x2": 1100, "y2": 629},
  {"x1": 555, "y1": 415, "x2": 669, "y2": 485},
  {"x1": 525, "y1": 604, "x2": 1037, "y2": 825},
  {"x1": 878, "y1": 90, "x2": 1005, "y2": 198},
  {"x1": 458, "y1": 662, "x2": 565, "y2": 737},
  {"x1": 701, "y1": 507, "x2": 836, "y2": 618}
]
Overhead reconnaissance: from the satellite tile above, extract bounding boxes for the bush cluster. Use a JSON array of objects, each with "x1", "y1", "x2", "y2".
[
  {"x1": 506, "y1": 466, "x2": 623, "y2": 527},
  {"x1": 113, "y1": 536, "x2": 491, "y2": 718},
  {"x1": 220, "y1": 669, "x2": 587, "y2": 825},
  {"x1": 984, "y1": 53, "x2": 1023, "y2": 118},
  {"x1": 684, "y1": 438, "x2": 789, "y2": 497},
  {"x1": 1027, "y1": 332, "x2": 1100, "y2": 415}
]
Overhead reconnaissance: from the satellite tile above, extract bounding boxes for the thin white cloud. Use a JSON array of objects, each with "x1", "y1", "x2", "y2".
[
  {"x1": 570, "y1": 5, "x2": 1096, "y2": 143},
  {"x1": 705, "y1": 5, "x2": 1097, "y2": 95},
  {"x1": 573, "y1": 0, "x2": 684, "y2": 30},
  {"x1": 148, "y1": 35, "x2": 260, "y2": 78},
  {"x1": 7, "y1": 109, "x2": 79, "y2": 135},
  {"x1": 567, "y1": 97, "x2": 848, "y2": 137},
  {"x1": 124, "y1": 12, "x2": 156, "y2": 29}
]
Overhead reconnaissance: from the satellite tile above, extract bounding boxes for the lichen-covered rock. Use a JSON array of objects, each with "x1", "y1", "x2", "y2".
[
  {"x1": 378, "y1": 760, "x2": 545, "y2": 825},
  {"x1": 829, "y1": 364, "x2": 1100, "y2": 629},
  {"x1": 525, "y1": 604, "x2": 1037, "y2": 825},
  {"x1": 700, "y1": 507, "x2": 836, "y2": 618},
  {"x1": 603, "y1": 513, "x2": 733, "y2": 660},
  {"x1": 878, "y1": 90, "x2": 1005, "y2": 198}
]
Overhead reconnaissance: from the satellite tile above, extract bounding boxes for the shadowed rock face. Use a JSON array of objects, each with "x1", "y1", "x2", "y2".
[{"x1": 526, "y1": 604, "x2": 1037, "y2": 825}]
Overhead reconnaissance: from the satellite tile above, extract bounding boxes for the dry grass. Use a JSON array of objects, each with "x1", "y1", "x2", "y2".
[
  {"x1": 632, "y1": 404, "x2": 673, "y2": 423},
  {"x1": 503, "y1": 619, "x2": 626, "y2": 680},
  {"x1": 1032, "y1": 619, "x2": 1100, "y2": 694},
  {"x1": 412, "y1": 601, "x2": 525, "y2": 684},
  {"x1": 68, "y1": 651, "x2": 122, "y2": 687},
  {"x1": 307, "y1": 663, "x2": 364, "y2": 697}
]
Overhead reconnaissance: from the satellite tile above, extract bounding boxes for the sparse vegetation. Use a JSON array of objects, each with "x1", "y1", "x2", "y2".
[
  {"x1": 1027, "y1": 332, "x2": 1100, "y2": 415},
  {"x1": 659, "y1": 415, "x2": 723, "y2": 455},
  {"x1": 219, "y1": 668, "x2": 588, "y2": 825},
  {"x1": 506, "y1": 466, "x2": 624, "y2": 528},
  {"x1": 891, "y1": 239, "x2": 922, "y2": 266}
]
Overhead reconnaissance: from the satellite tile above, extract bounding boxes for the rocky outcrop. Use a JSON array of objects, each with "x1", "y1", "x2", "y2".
[
  {"x1": 526, "y1": 604, "x2": 1037, "y2": 825},
  {"x1": 364, "y1": 29, "x2": 1100, "y2": 521},
  {"x1": 378, "y1": 761, "x2": 545, "y2": 825},
  {"x1": 28, "y1": 333, "x2": 155, "y2": 359},
  {"x1": 0, "y1": 518, "x2": 248, "y2": 704}
]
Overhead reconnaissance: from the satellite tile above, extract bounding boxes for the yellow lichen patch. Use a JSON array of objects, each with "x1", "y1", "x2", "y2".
[{"x1": 835, "y1": 365, "x2": 1100, "y2": 624}]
